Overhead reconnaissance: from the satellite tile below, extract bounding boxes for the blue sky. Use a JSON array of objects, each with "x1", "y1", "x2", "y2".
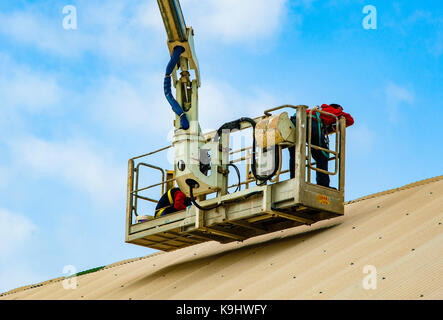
[{"x1": 0, "y1": 0, "x2": 442, "y2": 293}]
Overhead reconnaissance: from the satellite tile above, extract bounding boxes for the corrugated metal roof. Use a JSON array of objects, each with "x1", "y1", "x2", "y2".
[{"x1": 2, "y1": 175, "x2": 443, "y2": 299}]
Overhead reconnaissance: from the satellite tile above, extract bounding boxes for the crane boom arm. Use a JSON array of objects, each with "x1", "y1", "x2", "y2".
[
  {"x1": 157, "y1": 0, "x2": 222, "y2": 198},
  {"x1": 157, "y1": 0, "x2": 200, "y2": 87},
  {"x1": 157, "y1": 0, "x2": 187, "y2": 43}
]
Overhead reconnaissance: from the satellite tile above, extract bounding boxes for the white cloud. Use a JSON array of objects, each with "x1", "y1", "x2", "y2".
[
  {"x1": 10, "y1": 136, "x2": 125, "y2": 206},
  {"x1": 0, "y1": 0, "x2": 289, "y2": 60},
  {"x1": 0, "y1": 53, "x2": 62, "y2": 115},
  {"x1": 0, "y1": 1, "x2": 163, "y2": 62},
  {"x1": 0, "y1": 167, "x2": 9, "y2": 188},
  {"x1": 134, "y1": 1, "x2": 165, "y2": 32},
  {"x1": 0, "y1": 206, "x2": 42, "y2": 295},
  {"x1": 430, "y1": 30, "x2": 443, "y2": 56},
  {"x1": 386, "y1": 82, "x2": 414, "y2": 104},
  {"x1": 0, "y1": 69, "x2": 61, "y2": 114},
  {"x1": 347, "y1": 124, "x2": 375, "y2": 155},
  {"x1": 199, "y1": 79, "x2": 278, "y2": 130},
  {"x1": 180, "y1": 0, "x2": 289, "y2": 43},
  {"x1": 385, "y1": 82, "x2": 415, "y2": 123},
  {"x1": 384, "y1": 9, "x2": 443, "y2": 57},
  {"x1": 0, "y1": 264, "x2": 43, "y2": 294},
  {"x1": 0, "y1": 208, "x2": 36, "y2": 258},
  {"x1": 133, "y1": 0, "x2": 290, "y2": 44},
  {"x1": 91, "y1": 74, "x2": 172, "y2": 136},
  {"x1": 0, "y1": 10, "x2": 93, "y2": 58},
  {"x1": 91, "y1": 73, "x2": 278, "y2": 138}
]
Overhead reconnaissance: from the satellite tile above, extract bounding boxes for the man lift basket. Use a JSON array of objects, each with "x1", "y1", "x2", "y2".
[{"x1": 125, "y1": 0, "x2": 348, "y2": 252}]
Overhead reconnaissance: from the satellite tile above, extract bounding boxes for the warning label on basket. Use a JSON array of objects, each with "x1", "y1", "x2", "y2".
[{"x1": 317, "y1": 195, "x2": 330, "y2": 205}]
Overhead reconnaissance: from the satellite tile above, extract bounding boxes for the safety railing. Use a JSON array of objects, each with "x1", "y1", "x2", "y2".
[
  {"x1": 306, "y1": 106, "x2": 340, "y2": 183},
  {"x1": 262, "y1": 104, "x2": 344, "y2": 189},
  {"x1": 127, "y1": 145, "x2": 175, "y2": 220},
  {"x1": 133, "y1": 163, "x2": 164, "y2": 212}
]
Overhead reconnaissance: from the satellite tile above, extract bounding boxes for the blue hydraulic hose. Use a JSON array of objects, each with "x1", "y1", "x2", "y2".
[{"x1": 164, "y1": 46, "x2": 189, "y2": 130}]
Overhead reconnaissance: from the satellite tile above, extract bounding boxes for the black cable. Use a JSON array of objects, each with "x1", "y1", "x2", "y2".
[
  {"x1": 187, "y1": 180, "x2": 262, "y2": 211},
  {"x1": 236, "y1": 117, "x2": 280, "y2": 183},
  {"x1": 228, "y1": 163, "x2": 241, "y2": 193},
  {"x1": 213, "y1": 117, "x2": 280, "y2": 184},
  {"x1": 189, "y1": 182, "x2": 222, "y2": 211}
]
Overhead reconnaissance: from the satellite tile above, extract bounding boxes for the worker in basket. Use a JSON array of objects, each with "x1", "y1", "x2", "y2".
[
  {"x1": 288, "y1": 104, "x2": 354, "y2": 188},
  {"x1": 155, "y1": 187, "x2": 192, "y2": 218}
]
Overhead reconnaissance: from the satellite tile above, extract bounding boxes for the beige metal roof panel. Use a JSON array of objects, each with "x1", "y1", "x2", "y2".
[{"x1": 2, "y1": 175, "x2": 443, "y2": 299}]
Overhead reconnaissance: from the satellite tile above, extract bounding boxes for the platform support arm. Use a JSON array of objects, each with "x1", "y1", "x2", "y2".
[
  {"x1": 125, "y1": 159, "x2": 135, "y2": 242},
  {"x1": 295, "y1": 105, "x2": 308, "y2": 186},
  {"x1": 339, "y1": 117, "x2": 347, "y2": 194}
]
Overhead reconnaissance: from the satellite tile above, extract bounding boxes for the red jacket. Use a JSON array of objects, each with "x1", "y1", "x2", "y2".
[
  {"x1": 307, "y1": 104, "x2": 354, "y2": 127},
  {"x1": 173, "y1": 190, "x2": 188, "y2": 211}
]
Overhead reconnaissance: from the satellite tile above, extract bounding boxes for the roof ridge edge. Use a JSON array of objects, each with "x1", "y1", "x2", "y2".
[{"x1": 345, "y1": 174, "x2": 443, "y2": 205}]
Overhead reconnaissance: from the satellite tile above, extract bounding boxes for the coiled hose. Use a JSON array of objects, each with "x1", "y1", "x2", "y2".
[{"x1": 164, "y1": 46, "x2": 189, "y2": 130}]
